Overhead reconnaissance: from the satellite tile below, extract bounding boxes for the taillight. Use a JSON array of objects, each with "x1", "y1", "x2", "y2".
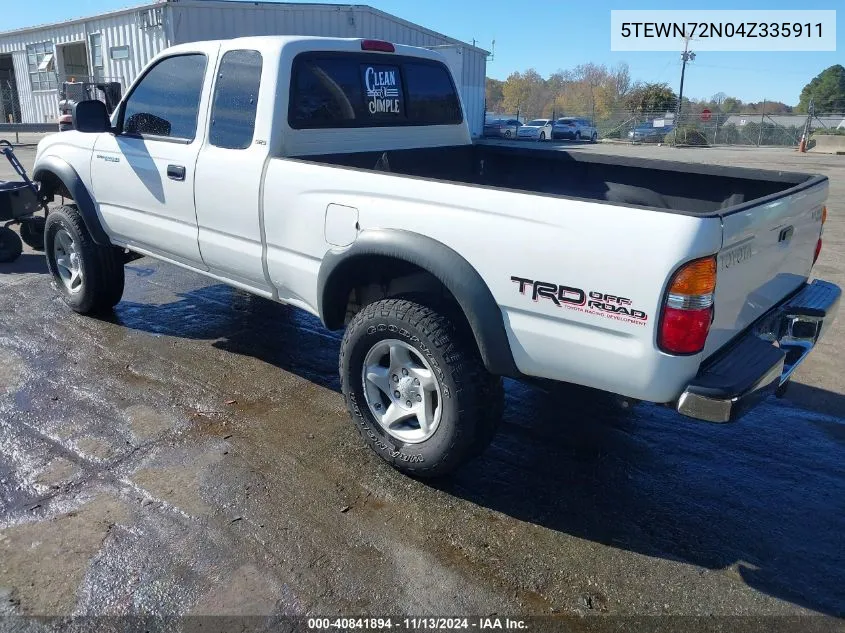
[
  {"x1": 659, "y1": 256, "x2": 717, "y2": 355},
  {"x1": 361, "y1": 39, "x2": 395, "y2": 53}
]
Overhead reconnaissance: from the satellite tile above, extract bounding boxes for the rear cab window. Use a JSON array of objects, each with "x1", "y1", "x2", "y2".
[
  {"x1": 209, "y1": 49, "x2": 263, "y2": 149},
  {"x1": 288, "y1": 52, "x2": 462, "y2": 129}
]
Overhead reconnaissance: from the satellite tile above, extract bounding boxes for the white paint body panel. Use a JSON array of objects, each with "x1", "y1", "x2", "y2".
[
  {"x1": 86, "y1": 41, "x2": 220, "y2": 267},
  {"x1": 32, "y1": 36, "x2": 828, "y2": 406},
  {"x1": 260, "y1": 156, "x2": 722, "y2": 403},
  {"x1": 707, "y1": 184, "x2": 826, "y2": 355}
]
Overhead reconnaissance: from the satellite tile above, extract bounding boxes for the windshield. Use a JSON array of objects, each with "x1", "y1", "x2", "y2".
[
  {"x1": 557, "y1": 119, "x2": 575, "y2": 125},
  {"x1": 526, "y1": 119, "x2": 548, "y2": 126}
]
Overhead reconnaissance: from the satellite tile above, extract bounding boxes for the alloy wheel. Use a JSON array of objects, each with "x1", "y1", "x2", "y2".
[{"x1": 361, "y1": 339, "x2": 443, "y2": 443}]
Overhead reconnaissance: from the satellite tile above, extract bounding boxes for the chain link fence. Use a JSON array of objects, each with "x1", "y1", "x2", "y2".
[
  {"x1": 669, "y1": 112, "x2": 809, "y2": 147},
  {"x1": 591, "y1": 110, "x2": 819, "y2": 147},
  {"x1": 485, "y1": 107, "x2": 845, "y2": 148}
]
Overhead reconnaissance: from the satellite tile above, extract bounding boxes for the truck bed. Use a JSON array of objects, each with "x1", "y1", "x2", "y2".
[{"x1": 295, "y1": 144, "x2": 823, "y2": 216}]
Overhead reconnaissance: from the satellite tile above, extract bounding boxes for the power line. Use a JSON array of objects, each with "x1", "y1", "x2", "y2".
[{"x1": 691, "y1": 63, "x2": 810, "y2": 75}]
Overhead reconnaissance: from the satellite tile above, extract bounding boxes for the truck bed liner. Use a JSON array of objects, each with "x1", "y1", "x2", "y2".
[{"x1": 296, "y1": 144, "x2": 825, "y2": 216}]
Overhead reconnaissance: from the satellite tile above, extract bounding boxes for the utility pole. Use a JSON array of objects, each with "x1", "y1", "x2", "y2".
[
  {"x1": 758, "y1": 99, "x2": 766, "y2": 146},
  {"x1": 674, "y1": 37, "x2": 695, "y2": 145}
]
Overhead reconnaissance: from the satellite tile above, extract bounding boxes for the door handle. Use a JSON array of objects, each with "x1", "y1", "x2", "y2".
[{"x1": 167, "y1": 164, "x2": 186, "y2": 181}]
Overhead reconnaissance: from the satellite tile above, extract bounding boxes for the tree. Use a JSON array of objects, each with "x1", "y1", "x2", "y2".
[
  {"x1": 545, "y1": 62, "x2": 631, "y2": 120},
  {"x1": 611, "y1": 63, "x2": 631, "y2": 100},
  {"x1": 797, "y1": 65, "x2": 845, "y2": 113},
  {"x1": 485, "y1": 78, "x2": 505, "y2": 113},
  {"x1": 721, "y1": 97, "x2": 741, "y2": 113},
  {"x1": 745, "y1": 100, "x2": 792, "y2": 114},
  {"x1": 624, "y1": 82, "x2": 677, "y2": 114},
  {"x1": 501, "y1": 69, "x2": 547, "y2": 117}
]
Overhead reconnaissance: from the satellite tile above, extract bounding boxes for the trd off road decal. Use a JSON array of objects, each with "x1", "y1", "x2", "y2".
[
  {"x1": 362, "y1": 65, "x2": 402, "y2": 115},
  {"x1": 511, "y1": 276, "x2": 648, "y2": 326}
]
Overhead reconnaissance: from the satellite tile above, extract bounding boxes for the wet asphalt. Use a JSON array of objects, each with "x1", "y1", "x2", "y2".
[{"x1": 0, "y1": 142, "x2": 844, "y2": 621}]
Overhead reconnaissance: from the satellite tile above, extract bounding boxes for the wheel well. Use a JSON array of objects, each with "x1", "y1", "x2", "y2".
[
  {"x1": 36, "y1": 170, "x2": 71, "y2": 201},
  {"x1": 323, "y1": 255, "x2": 474, "y2": 340}
]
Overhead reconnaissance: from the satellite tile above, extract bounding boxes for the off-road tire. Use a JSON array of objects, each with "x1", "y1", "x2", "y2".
[
  {"x1": 0, "y1": 226, "x2": 23, "y2": 263},
  {"x1": 45, "y1": 205, "x2": 125, "y2": 314},
  {"x1": 19, "y1": 216, "x2": 46, "y2": 251},
  {"x1": 340, "y1": 299, "x2": 503, "y2": 478}
]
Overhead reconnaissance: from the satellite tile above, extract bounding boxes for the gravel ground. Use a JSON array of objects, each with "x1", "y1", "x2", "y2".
[{"x1": 0, "y1": 141, "x2": 844, "y2": 627}]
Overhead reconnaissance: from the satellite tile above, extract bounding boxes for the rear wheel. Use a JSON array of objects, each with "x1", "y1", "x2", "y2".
[
  {"x1": 539, "y1": 132, "x2": 546, "y2": 141},
  {"x1": 0, "y1": 226, "x2": 23, "y2": 263},
  {"x1": 504, "y1": 130, "x2": 512, "y2": 138},
  {"x1": 45, "y1": 205, "x2": 125, "y2": 314},
  {"x1": 575, "y1": 131, "x2": 582, "y2": 141},
  {"x1": 340, "y1": 299, "x2": 503, "y2": 478},
  {"x1": 591, "y1": 132, "x2": 598, "y2": 143}
]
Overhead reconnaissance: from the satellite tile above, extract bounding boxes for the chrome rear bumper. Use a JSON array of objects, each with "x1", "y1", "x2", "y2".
[{"x1": 676, "y1": 279, "x2": 841, "y2": 423}]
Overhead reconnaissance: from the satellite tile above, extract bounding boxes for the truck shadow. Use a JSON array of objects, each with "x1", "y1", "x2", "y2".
[
  {"x1": 110, "y1": 281, "x2": 845, "y2": 617},
  {"x1": 0, "y1": 253, "x2": 47, "y2": 274}
]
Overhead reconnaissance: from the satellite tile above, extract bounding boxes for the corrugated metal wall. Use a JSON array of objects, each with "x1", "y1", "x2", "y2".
[
  {"x1": 0, "y1": 6, "x2": 165, "y2": 123},
  {"x1": 0, "y1": 1, "x2": 486, "y2": 131},
  {"x1": 461, "y1": 48, "x2": 486, "y2": 138},
  {"x1": 166, "y1": 1, "x2": 488, "y2": 136}
]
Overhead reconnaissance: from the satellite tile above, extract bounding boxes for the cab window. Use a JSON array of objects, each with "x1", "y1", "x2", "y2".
[
  {"x1": 122, "y1": 54, "x2": 207, "y2": 141},
  {"x1": 209, "y1": 49, "x2": 263, "y2": 149}
]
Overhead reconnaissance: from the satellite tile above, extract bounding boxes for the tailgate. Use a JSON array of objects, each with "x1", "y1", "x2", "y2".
[{"x1": 705, "y1": 176, "x2": 828, "y2": 356}]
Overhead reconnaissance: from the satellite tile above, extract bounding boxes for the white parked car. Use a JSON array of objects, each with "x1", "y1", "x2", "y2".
[
  {"x1": 516, "y1": 118, "x2": 554, "y2": 141},
  {"x1": 32, "y1": 36, "x2": 840, "y2": 478}
]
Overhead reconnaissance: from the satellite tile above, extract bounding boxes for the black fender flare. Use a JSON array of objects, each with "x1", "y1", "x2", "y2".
[
  {"x1": 33, "y1": 156, "x2": 111, "y2": 246},
  {"x1": 318, "y1": 229, "x2": 519, "y2": 378}
]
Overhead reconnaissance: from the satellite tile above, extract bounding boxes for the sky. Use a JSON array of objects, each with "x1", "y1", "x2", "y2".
[{"x1": 2, "y1": 0, "x2": 842, "y2": 106}]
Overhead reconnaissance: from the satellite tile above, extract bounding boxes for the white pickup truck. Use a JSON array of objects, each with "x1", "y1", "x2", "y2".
[{"x1": 32, "y1": 36, "x2": 840, "y2": 477}]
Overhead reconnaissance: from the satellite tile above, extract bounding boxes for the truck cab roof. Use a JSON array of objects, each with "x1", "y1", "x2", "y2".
[
  {"x1": 161, "y1": 35, "x2": 451, "y2": 63},
  {"x1": 131, "y1": 35, "x2": 471, "y2": 156}
]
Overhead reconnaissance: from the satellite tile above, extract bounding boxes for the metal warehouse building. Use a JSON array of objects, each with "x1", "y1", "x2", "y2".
[{"x1": 0, "y1": 0, "x2": 488, "y2": 136}]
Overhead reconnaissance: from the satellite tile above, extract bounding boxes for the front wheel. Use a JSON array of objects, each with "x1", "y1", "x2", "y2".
[
  {"x1": 504, "y1": 130, "x2": 512, "y2": 138},
  {"x1": 591, "y1": 132, "x2": 598, "y2": 143},
  {"x1": 45, "y1": 205, "x2": 125, "y2": 314},
  {"x1": 575, "y1": 131, "x2": 582, "y2": 141},
  {"x1": 539, "y1": 132, "x2": 546, "y2": 141},
  {"x1": 340, "y1": 299, "x2": 503, "y2": 478}
]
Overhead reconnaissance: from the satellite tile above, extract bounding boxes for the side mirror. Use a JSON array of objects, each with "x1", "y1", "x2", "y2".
[{"x1": 72, "y1": 100, "x2": 111, "y2": 133}]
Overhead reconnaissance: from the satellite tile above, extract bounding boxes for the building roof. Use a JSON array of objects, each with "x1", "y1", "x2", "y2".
[
  {"x1": 0, "y1": 0, "x2": 489, "y2": 55},
  {"x1": 0, "y1": 1, "x2": 162, "y2": 37},
  {"x1": 724, "y1": 114, "x2": 845, "y2": 129}
]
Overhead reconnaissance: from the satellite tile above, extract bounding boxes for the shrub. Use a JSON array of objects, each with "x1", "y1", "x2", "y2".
[
  {"x1": 813, "y1": 128, "x2": 845, "y2": 136},
  {"x1": 667, "y1": 125, "x2": 709, "y2": 146},
  {"x1": 717, "y1": 122, "x2": 739, "y2": 144}
]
